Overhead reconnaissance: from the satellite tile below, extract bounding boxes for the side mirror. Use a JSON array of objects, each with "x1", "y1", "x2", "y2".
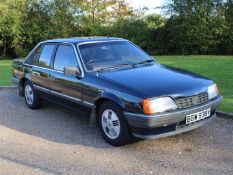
[{"x1": 64, "y1": 66, "x2": 82, "y2": 77}]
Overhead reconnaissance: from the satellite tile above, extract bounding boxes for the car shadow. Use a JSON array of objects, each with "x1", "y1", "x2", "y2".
[
  {"x1": 0, "y1": 89, "x2": 140, "y2": 149},
  {"x1": 1, "y1": 89, "x2": 224, "y2": 151}
]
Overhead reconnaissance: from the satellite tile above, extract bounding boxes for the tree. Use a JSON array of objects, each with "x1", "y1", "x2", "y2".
[
  {"x1": 9, "y1": 0, "x2": 83, "y2": 56},
  {"x1": 143, "y1": 14, "x2": 166, "y2": 29},
  {"x1": 110, "y1": 18, "x2": 153, "y2": 53},
  {"x1": 49, "y1": 0, "x2": 83, "y2": 38},
  {"x1": 0, "y1": 0, "x2": 25, "y2": 57},
  {"x1": 78, "y1": 0, "x2": 113, "y2": 27},
  {"x1": 221, "y1": 0, "x2": 233, "y2": 54},
  {"x1": 0, "y1": 0, "x2": 233, "y2": 58},
  {"x1": 108, "y1": 0, "x2": 134, "y2": 21},
  {"x1": 15, "y1": 0, "x2": 53, "y2": 56},
  {"x1": 163, "y1": 0, "x2": 226, "y2": 54}
]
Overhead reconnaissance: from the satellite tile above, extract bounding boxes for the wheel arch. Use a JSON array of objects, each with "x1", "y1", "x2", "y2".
[
  {"x1": 94, "y1": 92, "x2": 125, "y2": 114},
  {"x1": 18, "y1": 74, "x2": 31, "y2": 96},
  {"x1": 89, "y1": 92, "x2": 125, "y2": 127}
]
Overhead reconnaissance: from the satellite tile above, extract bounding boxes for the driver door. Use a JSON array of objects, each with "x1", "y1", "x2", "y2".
[{"x1": 49, "y1": 43, "x2": 84, "y2": 107}]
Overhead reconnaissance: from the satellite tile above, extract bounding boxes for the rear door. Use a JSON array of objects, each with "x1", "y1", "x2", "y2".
[{"x1": 31, "y1": 43, "x2": 57, "y2": 92}]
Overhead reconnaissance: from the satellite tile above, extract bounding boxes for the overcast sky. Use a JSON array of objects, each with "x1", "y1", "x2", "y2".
[{"x1": 126, "y1": 0, "x2": 166, "y2": 14}]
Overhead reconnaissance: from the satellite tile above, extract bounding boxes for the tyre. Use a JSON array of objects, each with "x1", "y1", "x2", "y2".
[
  {"x1": 98, "y1": 101, "x2": 131, "y2": 146},
  {"x1": 24, "y1": 80, "x2": 42, "y2": 109}
]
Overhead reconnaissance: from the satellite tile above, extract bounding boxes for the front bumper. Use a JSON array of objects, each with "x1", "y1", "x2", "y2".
[{"x1": 124, "y1": 96, "x2": 223, "y2": 139}]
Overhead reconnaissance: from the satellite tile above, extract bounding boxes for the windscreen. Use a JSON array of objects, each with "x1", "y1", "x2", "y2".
[{"x1": 78, "y1": 41, "x2": 152, "y2": 71}]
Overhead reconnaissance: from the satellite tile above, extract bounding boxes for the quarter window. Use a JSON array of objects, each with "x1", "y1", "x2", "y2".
[
  {"x1": 54, "y1": 45, "x2": 77, "y2": 72},
  {"x1": 39, "y1": 44, "x2": 56, "y2": 68},
  {"x1": 32, "y1": 45, "x2": 42, "y2": 65}
]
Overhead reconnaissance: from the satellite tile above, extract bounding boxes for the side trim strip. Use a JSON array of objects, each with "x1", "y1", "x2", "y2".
[
  {"x1": 33, "y1": 85, "x2": 49, "y2": 93},
  {"x1": 33, "y1": 85, "x2": 94, "y2": 107},
  {"x1": 50, "y1": 90, "x2": 94, "y2": 106},
  {"x1": 83, "y1": 101, "x2": 94, "y2": 106},
  {"x1": 50, "y1": 90, "x2": 82, "y2": 103}
]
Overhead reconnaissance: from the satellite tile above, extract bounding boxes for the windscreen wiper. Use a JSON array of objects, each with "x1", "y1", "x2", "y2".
[
  {"x1": 133, "y1": 59, "x2": 154, "y2": 67},
  {"x1": 97, "y1": 63, "x2": 132, "y2": 72}
]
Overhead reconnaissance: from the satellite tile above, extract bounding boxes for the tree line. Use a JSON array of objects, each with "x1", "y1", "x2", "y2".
[{"x1": 0, "y1": 0, "x2": 232, "y2": 59}]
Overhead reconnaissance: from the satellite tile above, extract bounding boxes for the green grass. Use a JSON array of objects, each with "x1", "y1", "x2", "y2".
[
  {"x1": 0, "y1": 60, "x2": 13, "y2": 86},
  {"x1": 156, "y1": 56, "x2": 233, "y2": 113},
  {"x1": 0, "y1": 56, "x2": 233, "y2": 113}
]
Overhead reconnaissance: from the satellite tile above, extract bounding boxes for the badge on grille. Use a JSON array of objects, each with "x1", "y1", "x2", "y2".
[{"x1": 193, "y1": 96, "x2": 198, "y2": 105}]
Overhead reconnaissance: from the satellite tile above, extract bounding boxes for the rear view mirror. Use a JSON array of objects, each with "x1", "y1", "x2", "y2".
[{"x1": 64, "y1": 66, "x2": 82, "y2": 77}]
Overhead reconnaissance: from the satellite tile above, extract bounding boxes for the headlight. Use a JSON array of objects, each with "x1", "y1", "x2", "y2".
[
  {"x1": 208, "y1": 83, "x2": 220, "y2": 100},
  {"x1": 143, "y1": 97, "x2": 177, "y2": 114}
]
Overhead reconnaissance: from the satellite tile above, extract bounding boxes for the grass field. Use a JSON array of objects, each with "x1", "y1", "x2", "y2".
[
  {"x1": 0, "y1": 56, "x2": 232, "y2": 113},
  {"x1": 0, "y1": 60, "x2": 13, "y2": 86},
  {"x1": 156, "y1": 56, "x2": 233, "y2": 113}
]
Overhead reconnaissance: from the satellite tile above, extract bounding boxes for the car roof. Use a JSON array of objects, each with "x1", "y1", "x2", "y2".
[{"x1": 44, "y1": 37, "x2": 127, "y2": 44}]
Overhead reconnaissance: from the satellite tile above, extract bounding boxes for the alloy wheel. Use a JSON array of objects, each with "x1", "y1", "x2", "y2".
[
  {"x1": 101, "y1": 109, "x2": 121, "y2": 139},
  {"x1": 25, "y1": 85, "x2": 34, "y2": 105}
]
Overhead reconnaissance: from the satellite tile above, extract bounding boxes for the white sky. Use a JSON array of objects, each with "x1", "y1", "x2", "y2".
[{"x1": 126, "y1": 0, "x2": 166, "y2": 14}]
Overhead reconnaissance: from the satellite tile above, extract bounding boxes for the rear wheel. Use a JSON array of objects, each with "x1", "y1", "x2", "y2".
[
  {"x1": 98, "y1": 101, "x2": 131, "y2": 146},
  {"x1": 24, "y1": 81, "x2": 42, "y2": 109}
]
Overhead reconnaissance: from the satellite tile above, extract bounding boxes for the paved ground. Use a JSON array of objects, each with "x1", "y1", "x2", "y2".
[{"x1": 0, "y1": 88, "x2": 233, "y2": 175}]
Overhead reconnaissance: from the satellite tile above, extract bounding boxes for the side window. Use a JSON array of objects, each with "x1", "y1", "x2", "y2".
[
  {"x1": 32, "y1": 46, "x2": 42, "y2": 65},
  {"x1": 39, "y1": 44, "x2": 56, "y2": 68},
  {"x1": 54, "y1": 45, "x2": 77, "y2": 72}
]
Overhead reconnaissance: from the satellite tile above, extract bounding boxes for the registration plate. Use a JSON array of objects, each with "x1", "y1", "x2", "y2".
[{"x1": 186, "y1": 108, "x2": 211, "y2": 124}]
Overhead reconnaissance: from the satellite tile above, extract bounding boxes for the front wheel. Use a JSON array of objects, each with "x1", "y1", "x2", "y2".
[
  {"x1": 24, "y1": 81, "x2": 42, "y2": 109},
  {"x1": 98, "y1": 101, "x2": 131, "y2": 146}
]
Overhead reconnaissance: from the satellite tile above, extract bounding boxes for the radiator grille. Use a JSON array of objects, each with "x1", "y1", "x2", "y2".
[{"x1": 175, "y1": 92, "x2": 209, "y2": 110}]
